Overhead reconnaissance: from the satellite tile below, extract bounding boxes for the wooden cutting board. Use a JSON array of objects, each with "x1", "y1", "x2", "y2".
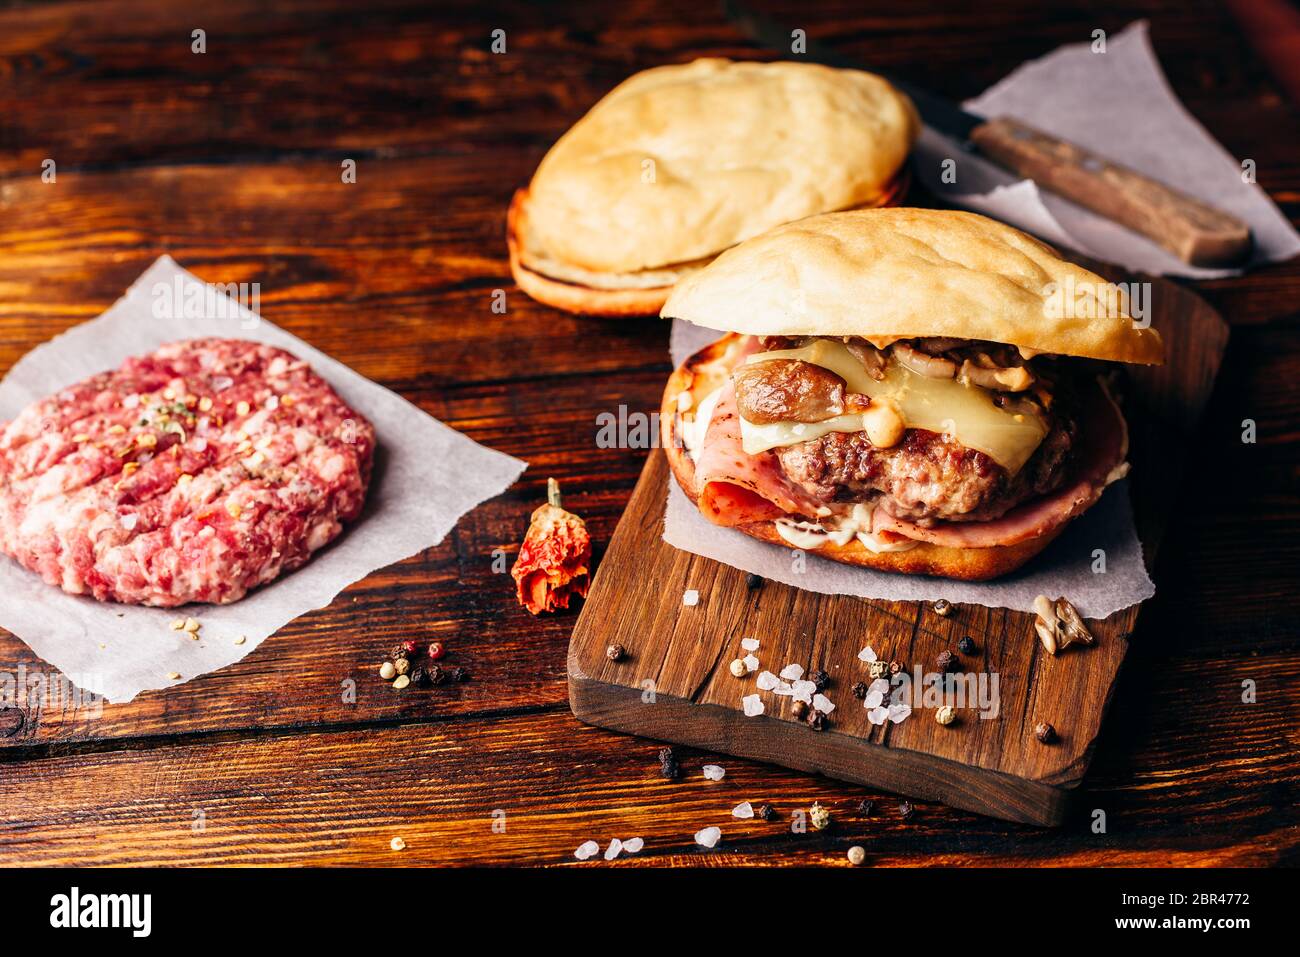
[{"x1": 568, "y1": 270, "x2": 1228, "y2": 825}]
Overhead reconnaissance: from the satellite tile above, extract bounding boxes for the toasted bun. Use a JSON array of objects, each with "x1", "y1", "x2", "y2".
[
  {"x1": 508, "y1": 190, "x2": 677, "y2": 316},
  {"x1": 662, "y1": 207, "x2": 1165, "y2": 365},
  {"x1": 521, "y1": 59, "x2": 918, "y2": 276},
  {"x1": 510, "y1": 174, "x2": 909, "y2": 318},
  {"x1": 660, "y1": 334, "x2": 1067, "y2": 581}
]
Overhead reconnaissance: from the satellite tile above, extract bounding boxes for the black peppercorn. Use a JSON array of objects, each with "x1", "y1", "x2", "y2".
[
  {"x1": 856, "y1": 799, "x2": 874, "y2": 817},
  {"x1": 427, "y1": 664, "x2": 449, "y2": 686},
  {"x1": 390, "y1": 639, "x2": 419, "y2": 662},
  {"x1": 757, "y1": 803, "x2": 778, "y2": 822},
  {"x1": 448, "y1": 666, "x2": 470, "y2": 682},
  {"x1": 1034, "y1": 721, "x2": 1056, "y2": 743},
  {"x1": 809, "y1": 668, "x2": 830, "y2": 692},
  {"x1": 409, "y1": 665, "x2": 432, "y2": 689},
  {"x1": 790, "y1": 699, "x2": 809, "y2": 720},
  {"x1": 806, "y1": 710, "x2": 827, "y2": 732},
  {"x1": 658, "y1": 746, "x2": 680, "y2": 779},
  {"x1": 745, "y1": 572, "x2": 764, "y2": 590},
  {"x1": 606, "y1": 643, "x2": 625, "y2": 662},
  {"x1": 899, "y1": 801, "x2": 915, "y2": 821},
  {"x1": 851, "y1": 681, "x2": 869, "y2": 700},
  {"x1": 957, "y1": 636, "x2": 976, "y2": 655},
  {"x1": 935, "y1": 650, "x2": 957, "y2": 673}
]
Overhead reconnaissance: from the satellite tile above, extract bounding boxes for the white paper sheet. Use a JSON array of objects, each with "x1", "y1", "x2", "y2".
[
  {"x1": 912, "y1": 20, "x2": 1300, "y2": 278},
  {"x1": 0, "y1": 257, "x2": 526, "y2": 702}
]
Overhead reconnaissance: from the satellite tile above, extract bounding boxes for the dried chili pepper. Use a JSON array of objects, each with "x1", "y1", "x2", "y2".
[{"x1": 511, "y1": 478, "x2": 592, "y2": 615}]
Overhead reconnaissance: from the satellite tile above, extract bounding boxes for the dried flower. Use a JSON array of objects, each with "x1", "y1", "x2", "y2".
[
  {"x1": 847, "y1": 845, "x2": 866, "y2": 866},
  {"x1": 1035, "y1": 721, "x2": 1057, "y2": 743},
  {"x1": 809, "y1": 802, "x2": 830, "y2": 831},
  {"x1": 932, "y1": 598, "x2": 952, "y2": 617},
  {"x1": 868, "y1": 661, "x2": 889, "y2": 680},
  {"x1": 1033, "y1": 595, "x2": 1095, "y2": 655},
  {"x1": 728, "y1": 658, "x2": 747, "y2": 678},
  {"x1": 745, "y1": 572, "x2": 764, "y2": 590},
  {"x1": 935, "y1": 705, "x2": 957, "y2": 726},
  {"x1": 606, "y1": 643, "x2": 625, "y2": 662},
  {"x1": 851, "y1": 681, "x2": 869, "y2": 700},
  {"x1": 809, "y1": 668, "x2": 830, "y2": 692},
  {"x1": 957, "y1": 636, "x2": 976, "y2": 655},
  {"x1": 511, "y1": 478, "x2": 592, "y2": 615}
]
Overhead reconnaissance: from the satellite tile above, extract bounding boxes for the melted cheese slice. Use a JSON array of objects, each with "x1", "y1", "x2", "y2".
[{"x1": 739, "y1": 339, "x2": 1048, "y2": 474}]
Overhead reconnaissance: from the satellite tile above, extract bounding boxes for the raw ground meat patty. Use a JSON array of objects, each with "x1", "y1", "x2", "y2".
[{"x1": 0, "y1": 338, "x2": 376, "y2": 607}]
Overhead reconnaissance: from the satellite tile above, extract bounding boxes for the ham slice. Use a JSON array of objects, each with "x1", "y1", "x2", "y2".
[
  {"x1": 870, "y1": 379, "x2": 1129, "y2": 549},
  {"x1": 695, "y1": 383, "x2": 827, "y2": 525}
]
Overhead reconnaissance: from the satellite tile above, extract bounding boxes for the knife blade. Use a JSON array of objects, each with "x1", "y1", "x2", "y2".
[{"x1": 722, "y1": 0, "x2": 1252, "y2": 267}]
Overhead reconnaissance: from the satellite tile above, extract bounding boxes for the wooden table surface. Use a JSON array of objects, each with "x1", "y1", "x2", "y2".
[{"x1": 0, "y1": 0, "x2": 1296, "y2": 867}]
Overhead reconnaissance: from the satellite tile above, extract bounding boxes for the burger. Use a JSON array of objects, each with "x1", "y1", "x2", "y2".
[
  {"x1": 509, "y1": 58, "x2": 917, "y2": 317},
  {"x1": 660, "y1": 208, "x2": 1164, "y2": 581}
]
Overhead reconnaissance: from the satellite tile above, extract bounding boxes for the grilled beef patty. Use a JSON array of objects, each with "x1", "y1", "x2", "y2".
[{"x1": 776, "y1": 418, "x2": 1076, "y2": 524}]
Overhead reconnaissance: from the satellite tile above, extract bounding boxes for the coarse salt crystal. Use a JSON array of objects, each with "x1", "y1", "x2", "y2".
[
  {"x1": 867, "y1": 706, "x2": 889, "y2": 725},
  {"x1": 623, "y1": 837, "x2": 644, "y2": 854},
  {"x1": 742, "y1": 694, "x2": 764, "y2": 717},
  {"x1": 682, "y1": 589, "x2": 700, "y2": 607},
  {"x1": 732, "y1": 802, "x2": 754, "y2": 819},
  {"x1": 813, "y1": 693, "x2": 835, "y2": 714},
  {"x1": 604, "y1": 838, "x2": 624, "y2": 861},
  {"x1": 864, "y1": 691, "x2": 884, "y2": 709},
  {"x1": 741, "y1": 637, "x2": 760, "y2": 652},
  {"x1": 772, "y1": 681, "x2": 795, "y2": 696},
  {"x1": 742, "y1": 654, "x2": 760, "y2": 673},
  {"x1": 756, "y1": 671, "x2": 779, "y2": 691},
  {"x1": 702, "y1": 764, "x2": 725, "y2": 781},
  {"x1": 779, "y1": 663, "x2": 804, "y2": 681},
  {"x1": 574, "y1": 840, "x2": 600, "y2": 861},
  {"x1": 888, "y1": 703, "x2": 912, "y2": 724},
  {"x1": 869, "y1": 677, "x2": 891, "y2": 695},
  {"x1": 858, "y1": 646, "x2": 878, "y2": 662},
  {"x1": 695, "y1": 826, "x2": 721, "y2": 848}
]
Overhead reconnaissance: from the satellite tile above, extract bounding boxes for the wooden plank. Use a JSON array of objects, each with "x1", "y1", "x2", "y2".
[
  {"x1": 0, "y1": 155, "x2": 674, "y2": 385},
  {"x1": 570, "y1": 276, "x2": 1228, "y2": 825},
  {"x1": 0, "y1": 701, "x2": 1294, "y2": 866}
]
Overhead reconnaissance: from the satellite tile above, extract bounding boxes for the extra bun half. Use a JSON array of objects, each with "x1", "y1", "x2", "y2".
[
  {"x1": 660, "y1": 335, "x2": 1066, "y2": 581},
  {"x1": 511, "y1": 58, "x2": 917, "y2": 316},
  {"x1": 662, "y1": 207, "x2": 1165, "y2": 365}
]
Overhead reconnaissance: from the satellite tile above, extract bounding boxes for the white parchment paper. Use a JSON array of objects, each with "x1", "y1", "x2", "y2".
[
  {"x1": 912, "y1": 20, "x2": 1300, "y2": 278},
  {"x1": 666, "y1": 321, "x2": 1153, "y2": 619},
  {"x1": 0, "y1": 257, "x2": 526, "y2": 702}
]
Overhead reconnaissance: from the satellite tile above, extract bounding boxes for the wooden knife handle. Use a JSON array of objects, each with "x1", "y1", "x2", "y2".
[{"x1": 969, "y1": 116, "x2": 1252, "y2": 267}]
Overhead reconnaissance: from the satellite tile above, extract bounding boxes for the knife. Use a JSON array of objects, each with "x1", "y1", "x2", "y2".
[{"x1": 723, "y1": 0, "x2": 1252, "y2": 267}]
